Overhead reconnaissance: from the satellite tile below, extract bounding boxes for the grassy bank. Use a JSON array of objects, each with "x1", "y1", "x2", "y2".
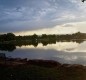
[{"x1": 0, "y1": 59, "x2": 86, "y2": 80}]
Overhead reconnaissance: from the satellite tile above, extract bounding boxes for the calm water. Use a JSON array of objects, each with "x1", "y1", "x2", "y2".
[{"x1": 1, "y1": 41, "x2": 86, "y2": 65}]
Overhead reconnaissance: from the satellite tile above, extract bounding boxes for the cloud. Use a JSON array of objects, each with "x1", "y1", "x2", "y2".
[
  {"x1": 0, "y1": 0, "x2": 86, "y2": 33},
  {"x1": 15, "y1": 23, "x2": 78, "y2": 35}
]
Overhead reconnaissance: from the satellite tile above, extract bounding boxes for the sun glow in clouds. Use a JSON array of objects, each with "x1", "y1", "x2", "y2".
[
  {"x1": 14, "y1": 20, "x2": 86, "y2": 36},
  {"x1": 15, "y1": 23, "x2": 78, "y2": 36}
]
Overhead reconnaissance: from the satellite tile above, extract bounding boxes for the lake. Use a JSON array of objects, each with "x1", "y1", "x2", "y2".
[{"x1": 0, "y1": 40, "x2": 86, "y2": 66}]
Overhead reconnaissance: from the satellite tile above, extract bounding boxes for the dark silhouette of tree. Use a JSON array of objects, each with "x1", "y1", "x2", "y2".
[
  {"x1": 0, "y1": 32, "x2": 86, "y2": 49},
  {"x1": 32, "y1": 34, "x2": 38, "y2": 40},
  {"x1": 82, "y1": 0, "x2": 86, "y2": 2},
  {"x1": 6, "y1": 33, "x2": 15, "y2": 41},
  {"x1": 0, "y1": 44, "x2": 16, "y2": 52},
  {"x1": 0, "y1": 33, "x2": 15, "y2": 41}
]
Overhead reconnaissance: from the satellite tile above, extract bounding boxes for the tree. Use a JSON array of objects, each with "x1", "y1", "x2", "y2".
[
  {"x1": 32, "y1": 34, "x2": 38, "y2": 40},
  {"x1": 82, "y1": 0, "x2": 86, "y2": 2},
  {"x1": 6, "y1": 33, "x2": 15, "y2": 41}
]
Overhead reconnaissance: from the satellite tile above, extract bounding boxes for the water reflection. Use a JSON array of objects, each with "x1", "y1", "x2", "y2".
[
  {"x1": 0, "y1": 44, "x2": 16, "y2": 52},
  {"x1": 17, "y1": 42, "x2": 79, "y2": 52},
  {"x1": 0, "y1": 39, "x2": 84, "y2": 51},
  {"x1": 0, "y1": 40, "x2": 86, "y2": 65}
]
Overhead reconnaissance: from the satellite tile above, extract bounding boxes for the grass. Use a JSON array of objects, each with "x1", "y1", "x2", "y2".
[{"x1": 0, "y1": 59, "x2": 86, "y2": 80}]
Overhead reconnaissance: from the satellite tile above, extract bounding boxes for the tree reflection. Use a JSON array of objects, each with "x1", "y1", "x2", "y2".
[
  {"x1": 0, "y1": 32, "x2": 86, "y2": 51},
  {"x1": 0, "y1": 39, "x2": 85, "y2": 52},
  {"x1": 0, "y1": 44, "x2": 16, "y2": 52}
]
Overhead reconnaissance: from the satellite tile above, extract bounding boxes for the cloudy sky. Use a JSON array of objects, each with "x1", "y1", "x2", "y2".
[{"x1": 0, "y1": 0, "x2": 86, "y2": 35}]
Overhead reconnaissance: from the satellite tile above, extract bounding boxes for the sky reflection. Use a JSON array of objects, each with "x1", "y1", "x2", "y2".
[
  {"x1": 0, "y1": 41, "x2": 85, "y2": 65},
  {"x1": 17, "y1": 42, "x2": 79, "y2": 52}
]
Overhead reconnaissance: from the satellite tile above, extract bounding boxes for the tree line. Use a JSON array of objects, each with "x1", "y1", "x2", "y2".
[
  {"x1": 0, "y1": 32, "x2": 86, "y2": 42},
  {"x1": 0, "y1": 32, "x2": 86, "y2": 51}
]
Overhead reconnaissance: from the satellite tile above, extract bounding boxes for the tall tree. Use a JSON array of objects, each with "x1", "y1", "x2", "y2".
[{"x1": 82, "y1": 0, "x2": 86, "y2": 2}]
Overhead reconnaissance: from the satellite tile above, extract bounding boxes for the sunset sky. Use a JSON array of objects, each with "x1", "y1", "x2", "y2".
[{"x1": 0, "y1": 0, "x2": 86, "y2": 35}]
